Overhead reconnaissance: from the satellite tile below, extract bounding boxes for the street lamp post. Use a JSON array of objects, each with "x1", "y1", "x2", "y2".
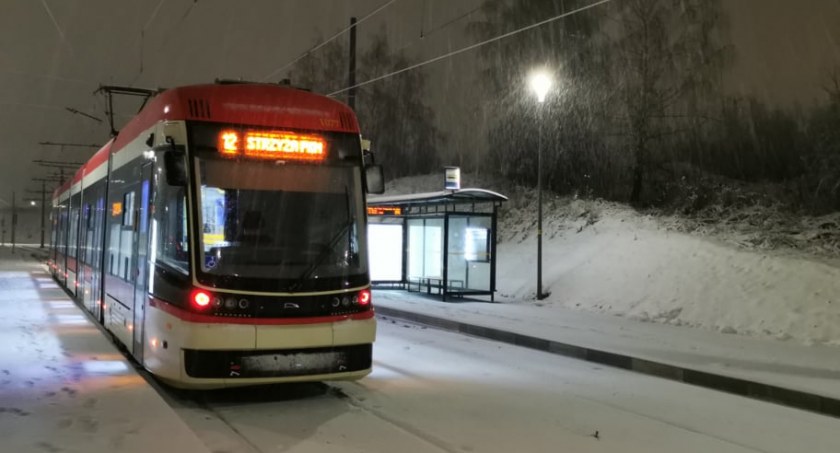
[{"x1": 530, "y1": 71, "x2": 552, "y2": 300}]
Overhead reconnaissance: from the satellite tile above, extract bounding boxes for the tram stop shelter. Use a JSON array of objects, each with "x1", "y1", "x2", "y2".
[{"x1": 366, "y1": 188, "x2": 507, "y2": 302}]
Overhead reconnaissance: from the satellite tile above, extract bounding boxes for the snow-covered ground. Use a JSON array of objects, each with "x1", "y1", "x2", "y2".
[
  {"x1": 0, "y1": 248, "x2": 209, "y2": 453},
  {"x1": 385, "y1": 173, "x2": 840, "y2": 346},
  {"x1": 166, "y1": 320, "x2": 840, "y2": 453}
]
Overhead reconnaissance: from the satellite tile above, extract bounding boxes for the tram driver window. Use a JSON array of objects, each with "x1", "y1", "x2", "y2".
[{"x1": 156, "y1": 185, "x2": 190, "y2": 273}]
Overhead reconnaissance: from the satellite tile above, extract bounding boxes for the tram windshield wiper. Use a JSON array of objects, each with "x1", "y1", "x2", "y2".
[
  {"x1": 288, "y1": 217, "x2": 355, "y2": 291},
  {"x1": 288, "y1": 187, "x2": 355, "y2": 291}
]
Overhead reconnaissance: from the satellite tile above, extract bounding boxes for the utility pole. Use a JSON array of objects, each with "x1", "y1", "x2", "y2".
[
  {"x1": 30, "y1": 177, "x2": 62, "y2": 250},
  {"x1": 348, "y1": 16, "x2": 357, "y2": 110},
  {"x1": 11, "y1": 191, "x2": 16, "y2": 254},
  {"x1": 40, "y1": 181, "x2": 46, "y2": 248},
  {"x1": 26, "y1": 183, "x2": 49, "y2": 248}
]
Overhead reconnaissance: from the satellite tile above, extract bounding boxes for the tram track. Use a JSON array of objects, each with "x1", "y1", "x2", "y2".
[
  {"x1": 150, "y1": 379, "x2": 267, "y2": 453},
  {"x1": 327, "y1": 382, "x2": 461, "y2": 453},
  {"x1": 184, "y1": 392, "x2": 266, "y2": 453},
  {"x1": 132, "y1": 322, "x2": 840, "y2": 453}
]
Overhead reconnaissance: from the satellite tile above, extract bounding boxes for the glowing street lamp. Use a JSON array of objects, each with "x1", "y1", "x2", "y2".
[
  {"x1": 530, "y1": 72, "x2": 552, "y2": 103},
  {"x1": 530, "y1": 70, "x2": 552, "y2": 300}
]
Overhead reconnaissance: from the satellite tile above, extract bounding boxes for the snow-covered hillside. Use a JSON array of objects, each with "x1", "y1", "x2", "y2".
[{"x1": 384, "y1": 173, "x2": 840, "y2": 346}]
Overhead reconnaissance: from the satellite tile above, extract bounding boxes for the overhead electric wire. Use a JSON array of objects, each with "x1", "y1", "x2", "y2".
[
  {"x1": 40, "y1": 0, "x2": 73, "y2": 54},
  {"x1": 260, "y1": 0, "x2": 401, "y2": 82},
  {"x1": 132, "y1": 0, "x2": 167, "y2": 82},
  {"x1": 158, "y1": 0, "x2": 200, "y2": 49},
  {"x1": 0, "y1": 70, "x2": 92, "y2": 85},
  {"x1": 328, "y1": 0, "x2": 613, "y2": 97},
  {"x1": 0, "y1": 102, "x2": 66, "y2": 111},
  {"x1": 423, "y1": 4, "x2": 483, "y2": 40},
  {"x1": 142, "y1": 0, "x2": 168, "y2": 32},
  {"x1": 394, "y1": 4, "x2": 484, "y2": 54}
]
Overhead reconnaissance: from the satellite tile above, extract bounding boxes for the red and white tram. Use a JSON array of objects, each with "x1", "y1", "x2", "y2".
[{"x1": 49, "y1": 82, "x2": 384, "y2": 388}]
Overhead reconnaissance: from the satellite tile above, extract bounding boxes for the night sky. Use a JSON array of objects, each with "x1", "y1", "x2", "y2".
[
  {"x1": 726, "y1": 0, "x2": 840, "y2": 107},
  {"x1": 1, "y1": 0, "x2": 838, "y2": 210}
]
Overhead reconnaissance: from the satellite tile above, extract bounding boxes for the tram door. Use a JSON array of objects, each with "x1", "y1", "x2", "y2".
[
  {"x1": 131, "y1": 163, "x2": 154, "y2": 362},
  {"x1": 79, "y1": 202, "x2": 95, "y2": 313},
  {"x1": 91, "y1": 197, "x2": 105, "y2": 323}
]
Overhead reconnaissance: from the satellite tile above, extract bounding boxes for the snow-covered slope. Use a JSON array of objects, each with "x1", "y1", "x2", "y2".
[{"x1": 383, "y1": 173, "x2": 840, "y2": 346}]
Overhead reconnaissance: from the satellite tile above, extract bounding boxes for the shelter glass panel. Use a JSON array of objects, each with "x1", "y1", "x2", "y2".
[
  {"x1": 406, "y1": 218, "x2": 443, "y2": 280},
  {"x1": 368, "y1": 223, "x2": 403, "y2": 281},
  {"x1": 447, "y1": 215, "x2": 492, "y2": 292}
]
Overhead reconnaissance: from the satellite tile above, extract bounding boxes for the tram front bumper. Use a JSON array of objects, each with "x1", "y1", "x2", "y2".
[{"x1": 145, "y1": 306, "x2": 376, "y2": 388}]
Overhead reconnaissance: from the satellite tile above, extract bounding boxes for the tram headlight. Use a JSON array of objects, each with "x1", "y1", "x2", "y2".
[
  {"x1": 238, "y1": 298, "x2": 250, "y2": 309},
  {"x1": 225, "y1": 297, "x2": 237, "y2": 309}
]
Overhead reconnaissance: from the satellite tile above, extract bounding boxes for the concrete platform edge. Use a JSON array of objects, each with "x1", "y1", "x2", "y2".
[{"x1": 375, "y1": 305, "x2": 840, "y2": 420}]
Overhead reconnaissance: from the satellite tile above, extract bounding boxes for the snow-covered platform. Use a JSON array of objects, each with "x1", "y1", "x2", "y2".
[
  {"x1": 373, "y1": 290, "x2": 840, "y2": 417},
  {"x1": 0, "y1": 247, "x2": 209, "y2": 453}
]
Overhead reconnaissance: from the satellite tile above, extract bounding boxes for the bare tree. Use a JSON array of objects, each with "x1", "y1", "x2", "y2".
[
  {"x1": 803, "y1": 66, "x2": 840, "y2": 211},
  {"x1": 606, "y1": 0, "x2": 731, "y2": 204},
  {"x1": 354, "y1": 29, "x2": 443, "y2": 178},
  {"x1": 287, "y1": 37, "x2": 347, "y2": 95},
  {"x1": 469, "y1": 0, "x2": 611, "y2": 193},
  {"x1": 289, "y1": 30, "x2": 443, "y2": 180},
  {"x1": 823, "y1": 66, "x2": 840, "y2": 103}
]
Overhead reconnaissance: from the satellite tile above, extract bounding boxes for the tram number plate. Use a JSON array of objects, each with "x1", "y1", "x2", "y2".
[{"x1": 232, "y1": 351, "x2": 348, "y2": 377}]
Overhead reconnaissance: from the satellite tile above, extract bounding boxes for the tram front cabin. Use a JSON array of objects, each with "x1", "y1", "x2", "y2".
[{"x1": 49, "y1": 83, "x2": 384, "y2": 388}]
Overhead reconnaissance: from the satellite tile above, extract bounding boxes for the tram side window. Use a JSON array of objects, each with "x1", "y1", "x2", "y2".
[
  {"x1": 83, "y1": 203, "x2": 93, "y2": 264},
  {"x1": 106, "y1": 189, "x2": 136, "y2": 281},
  {"x1": 93, "y1": 197, "x2": 105, "y2": 268},
  {"x1": 68, "y1": 204, "x2": 80, "y2": 259},
  {"x1": 119, "y1": 191, "x2": 135, "y2": 280},
  {"x1": 156, "y1": 183, "x2": 189, "y2": 273},
  {"x1": 107, "y1": 200, "x2": 120, "y2": 276},
  {"x1": 123, "y1": 192, "x2": 135, "y2": 227},
  {"x1": 58, "y1": 205, "x2": 68, "y2": 254},
  {"x1": 107, "y1": 222, "x2": 119, "y2": 277},
  {"x1": 49, "y1": 208, "x2": 57, "y2": 251}
]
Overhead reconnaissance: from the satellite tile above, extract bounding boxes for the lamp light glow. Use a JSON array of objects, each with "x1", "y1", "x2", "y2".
[{"x1": 530, "y1": 72, "x2": 552, "y2": 103}]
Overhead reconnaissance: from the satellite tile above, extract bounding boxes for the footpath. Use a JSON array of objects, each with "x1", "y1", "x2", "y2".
[
  {"x1": 373, "y1": 290, "x2": 840, "y2": 418},
  {"x1": 0, "y1": 246, "x2": 210, "y2": 453}
]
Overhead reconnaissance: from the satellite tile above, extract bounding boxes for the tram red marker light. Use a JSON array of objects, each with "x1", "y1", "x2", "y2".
[
  {"x1": 358, "y1": 289, "x2": 371, "y2": 306},
  {"x1": 192, "y1": 290, "x2": 212, "y2": 309}
]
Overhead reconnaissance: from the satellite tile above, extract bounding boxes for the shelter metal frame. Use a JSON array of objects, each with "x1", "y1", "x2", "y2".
[{"x1": 367, "y1": 188, "x2": 507, "y2": 302}]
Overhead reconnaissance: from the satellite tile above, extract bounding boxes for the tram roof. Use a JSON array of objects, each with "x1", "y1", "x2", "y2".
[
  {"x1": 113, "y1": 83, "x2": 360, "y2": 151},
  {"x1": 53, "y1": 82, "x2": 358, "y2": 199}
]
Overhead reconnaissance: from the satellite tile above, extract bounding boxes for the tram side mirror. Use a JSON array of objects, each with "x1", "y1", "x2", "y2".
[
  {"x1": 163, "y1": 149, "x2": 187, "y2": 186},
  {"x1": 365, "y1": 164, "x2": 384, "y2": 194}
]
